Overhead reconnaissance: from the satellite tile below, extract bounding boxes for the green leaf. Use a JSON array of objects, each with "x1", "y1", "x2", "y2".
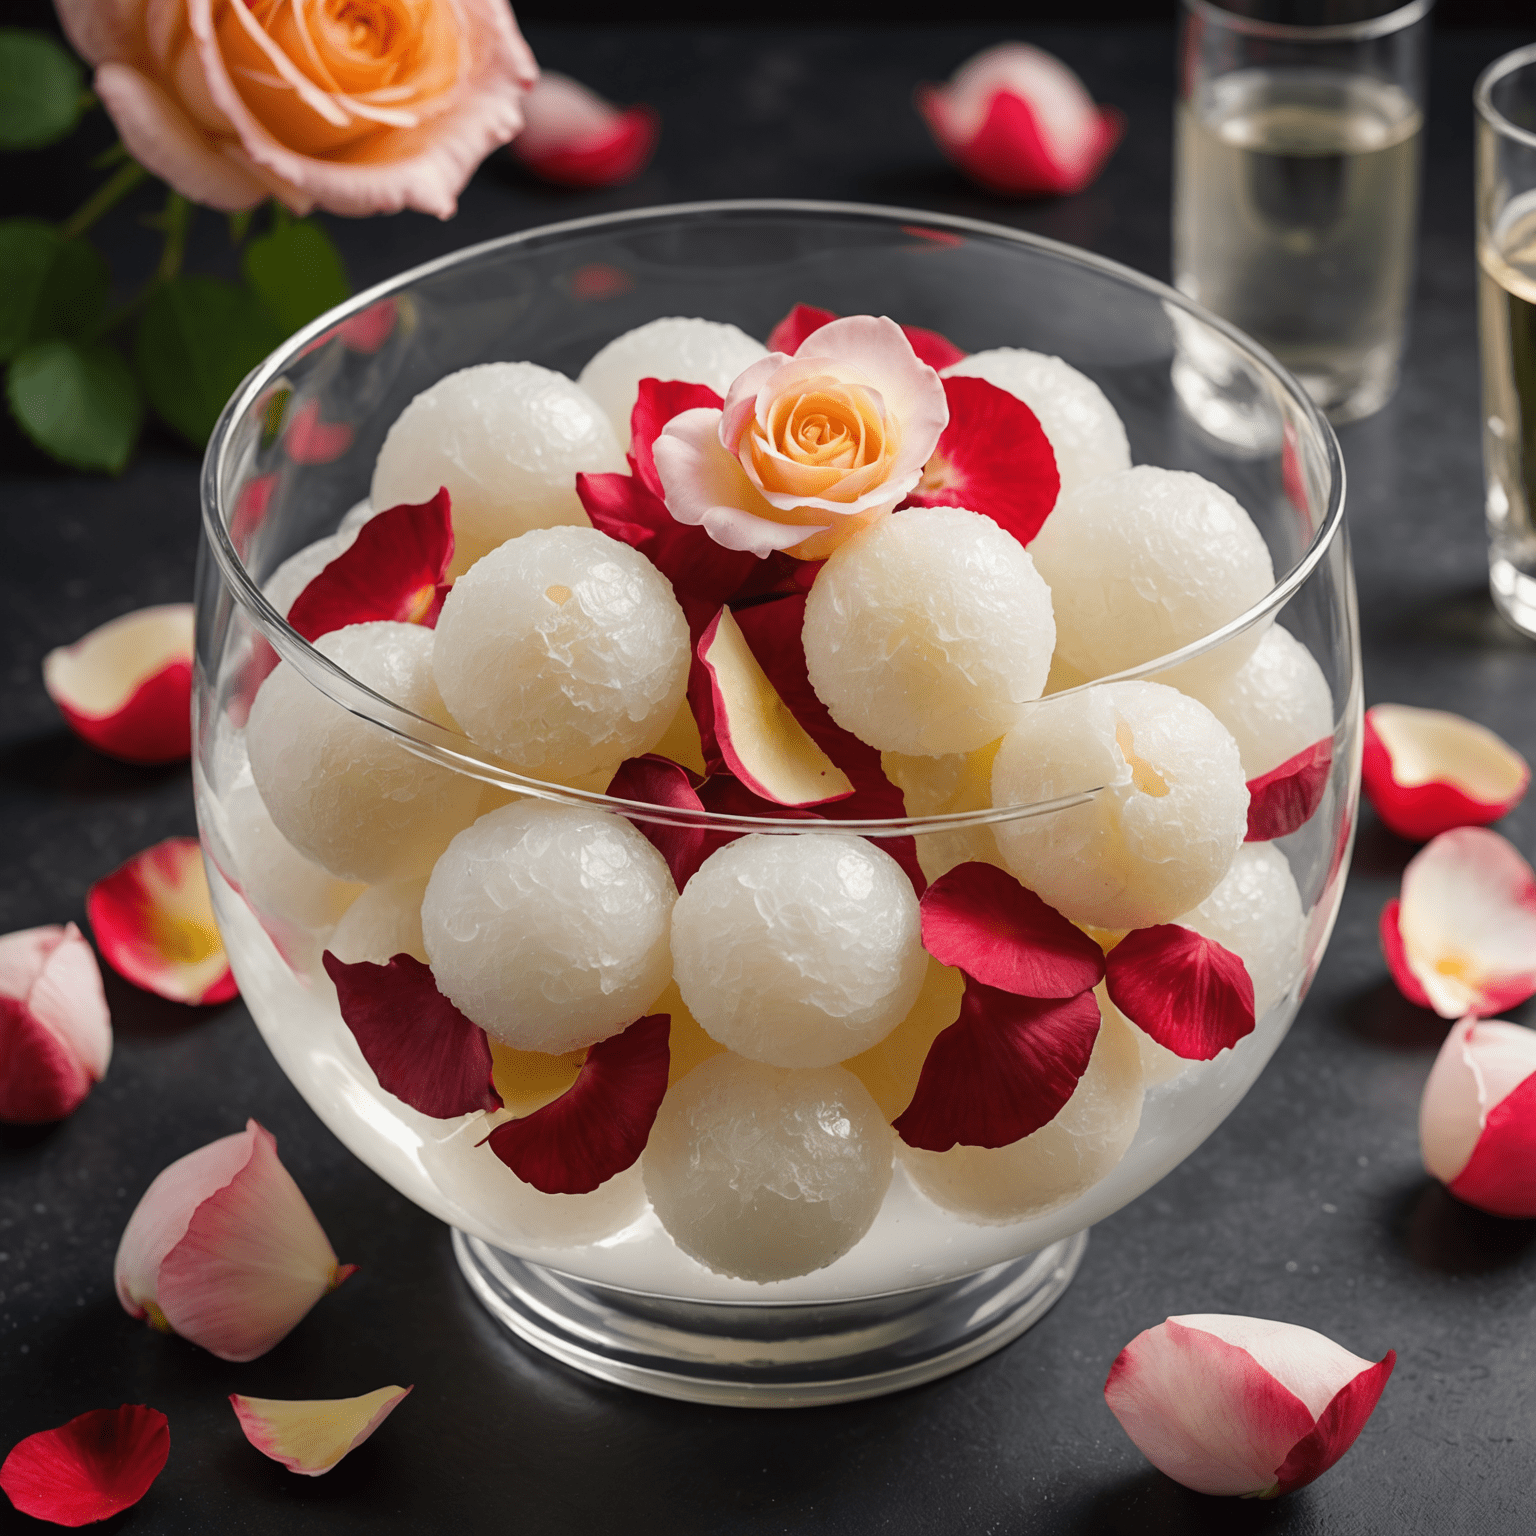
[
  {"x1": 0, "y1": 30, "x2": 87, "y2": 150},
  {"x1": 134, "y1": 275, "x2": 285, "y2": 446},
  {"x1": 7, "y1": 339, "x2": 142, "y2": 473},
  {"x1": 242, "y1": 218, "x2": 351, "y2": 335},
  {"x1": 227, "y1": 208, "x2": 254, "y2": 246},
  {"x1": 0, "y1": 219, "x2": 110, "y2": 361}
]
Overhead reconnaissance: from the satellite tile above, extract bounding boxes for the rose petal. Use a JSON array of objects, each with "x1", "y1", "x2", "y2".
[
  {"x1": 1363, "y1": 704, "x2": 1529, "y2": 842},
  {"x1": 1391, "y1": 828, "x2": 1536, "y2": 1018},
  {"x1": 902, "y1": 375, "x2": 1060, "y2": 546},
  {"x1": 116, "y1": 1119, "x2": 353, "y2": 1361},
  {"x1": 87, "y1": 837, "x2": 236, "y2": 1006},
  {"x1": 629, "y1": 379, "x2": 725, "y2": 498},
  {"x1": 0, "y1": 1000, "x2": 94, "y2": 1125},
  {"x1": 231, "y1": 1386, "x2": 411, "y2": 1477},
  {"x1": 1271, "y1": 1352, "x2": 1396, "y2": 1497},
  {"x1": 1449, "y1": 1070, "x2": 1536, "y2": 1218},
  {"x1": 766, "y1": 303, "x2": 967, "y2": 371},
  {"x1": 323, "y1": 951, "x2": 501, "y2": 1119},
  {"x1": 893, "y1": 978, "x2": 1102, "y2": 1150},
  {"x1": 43, "y1": 604, "x2": 194, "y2": 765},
  {"x1": 1104, "y1": 924, "x2": 1255, "y2": 1060},
  {"x1": 0, "y1": 1405, "x2": 169, "y2": 1527},
  {"x1": 920, "y1": 862, "x2": 1104, "y2": 997},
  {"x1": 283, "y1": 399, "x2": 354, "y2": 465},
  {"x1": 335, "y1": 299, "x2": 399, "y2": 354},
  {"x1": 286, "y1": 490, "x2": 453, "y2": 642},
  {"x1": 511, "y1": 71, "x2": 658, "y2": 188},
  {"x1": 484, "y1": 1013, "x2": 671, "y2": 1194},
  {"x1": 1379, "y1": 899, "x2": 1433, "y2": 1010},
  {"x1": 606, "y1": 755, "x2": 710, "y2": 889},
  {"x1": 1246, "y1": 737, "x2": 1333, "y2": 842}
]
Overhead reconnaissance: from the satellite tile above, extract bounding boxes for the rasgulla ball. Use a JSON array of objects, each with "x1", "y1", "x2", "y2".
[
  {"x1": 1175, "y1": 624, "x2": 1333, "y2": 779},
  {"x1": 991, "y1": 680, "x2": 1248, "y2": 929},
  {"x1": 942, "y1": 348, "x2": 1131, "y2": 497},
  {"x1": 901, "y1": 1003, "x2": 1143, "y2": 1224},
  {"x1": 225, "y1": 780, "x2": 364, "y2": 930},
  {"x1": 421, "y1": 800, "x2": 675, "y2": 1054},
  {"x1": 1028, "y1": 466, "x2": 1274, "y2": 683},
  {"x1": 432, "y1": 526, "x2": 690, "y2": 784},
  {"x1": 247, "y1": 622, "x2": 483, "y2": 885},
  {"x1": 642, "y1": 1054, "x2": 894, "y2": 1281},
  {"x1": 370, "y1": 362, "x2": 624, "y2": 575},
  {"x1": 327, "y1": 877, "x2": 429, "y2": 965},
  {"x1": 803, "y1": 506, "x2": 1055, "y2": 756},
  {"x1": 577, "y1": 317, "x2": 769, "y2": 445},
  {"x1": 883, "y1": 743, "x2": 1005, "y2": 883},
  {"x1": 671, "y1": 833, "x2": 927, "y2": 1070}
]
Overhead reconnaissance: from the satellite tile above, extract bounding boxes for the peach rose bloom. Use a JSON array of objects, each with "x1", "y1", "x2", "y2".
[
  {"x1": 55, "y1": 0, "x2": 538, "y2": 218},
  {"x1": 652, "y1": 315, "x2": 950, "y2": 560}
]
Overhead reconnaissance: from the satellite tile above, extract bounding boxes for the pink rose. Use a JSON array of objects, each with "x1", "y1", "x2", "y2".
[
  {"x1": 652, "y1": 315, "x2": 950, "y2": 561},
  {"x1": 54, "y1": 0, "x2": 538, "y2": 218}
]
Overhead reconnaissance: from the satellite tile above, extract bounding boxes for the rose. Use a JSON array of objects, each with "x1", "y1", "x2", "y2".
[
  {"x1": 652, "y1": 315, "x2": 949, "y2": 560},
  {"x1": 55, "y1": 0, "x2": 538, "y2": 218}
]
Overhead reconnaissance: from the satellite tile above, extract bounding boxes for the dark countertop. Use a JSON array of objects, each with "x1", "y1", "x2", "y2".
[{"x1": 4, "y1": 21, "x2": 1535, "y2": 1536}]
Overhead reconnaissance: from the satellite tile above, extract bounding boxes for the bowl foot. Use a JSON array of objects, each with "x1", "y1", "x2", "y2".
[{"x1": 452, "y1": 1228, "x2": 1088, "y2": 1407}]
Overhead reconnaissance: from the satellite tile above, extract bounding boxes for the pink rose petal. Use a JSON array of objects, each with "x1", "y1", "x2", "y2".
[
  {"x1": 1104, "y1": 924, "x2": 1255, "y2": 1060},
  {"x1": 512, "y1": 72, "x2": 658, "y2": 188},
  {"x1": 1246, "y1": 737, "x2": 1333, "y2": 842},
  {"x1": 765, "y1": 303, "x2": 967, "y2": 371},
  {"x1": 231, "y1": 1385, "x2": 411, "y2": 1477},
  {"x1": 283, "y1": 399, "x2": 354, "y2": 465},
  {"x1": 0, "y1": 1404, "x2": 169, "y2": 1528},
  {"x1": 1379, "y1": 899, "x2": 1433, "y2": 1010}
]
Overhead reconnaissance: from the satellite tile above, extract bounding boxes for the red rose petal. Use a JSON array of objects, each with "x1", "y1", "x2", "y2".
[
  {"x1": 283, "y1": 399, "x2": 354, "y2": 465},
  {"x1": 322, "y1": 951, "x2": 501, "y2": 1119},
  {"x1": 518, "y1": 104, "x2": 659, "y2": 189},
  {"x1": 606, "y1": 754, "x2": 709, "y2": 889},
  {"x1": 1378, "y1": 898, "x2": 1433, "y2": 1010},
  {"x1": 1272, "y1": 1352, "x2": 1396, "y2": 1497},
  {"x1": 900, "y1": 324, "x2": 968, "y2": 371},
  {"x1": 335, "y1": 298, "x2": 398, "y2": 354},
  {"x1": 286, "y1": 490, "x2": 453, "y2": 642},
  {"x1": 903, "y1": 374, "x2": 1060, "y2": 546},
  {"x1": 0, "y1": 1404, "x2": 169, "y2": 1527},
  {"x1": 0, "y1": 997, "x2": 93, "y2": 1124},
  {"x1": 765, "y1": 302, "x2": 966, "y2": 371},
  {"x1": 1104, "y1": 924, "x2": 1255, "y2": 1060},
  {"x1": 894, "y1": 978, "x2": 1102, "y2": 1150},
  {"x1": 484, "y1": 1012, "x2": 670, "y2": 1193},
  {"x1": 629, "y1": 379, "x2": 725, "y2": 498},
  {"x1": 1246, "y1": 737, "x2": 1333, "y2": 842},
  {"x1": 920, "y1": 861, "x2": 1105, "y2": 997},
  {"x1": 1448, "y1": 1070, "x2": 1536, "y2": 1218}
]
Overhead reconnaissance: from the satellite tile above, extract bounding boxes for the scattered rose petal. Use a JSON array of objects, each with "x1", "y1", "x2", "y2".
[
  {"x1": 1105, "y1": 1315, "x2": 1395, "y2": 1498},
  {"x1": 606, "y1": 754, "x2": 709, "y2": 889},
  {"x1": 1104, "y1": 924, "x2": 1255, "y2": 1060},
  {"x1": 231, "y1": 1386, "x2": 411, "y2": 1477},
  {"x1": 115, "y1": 1120, "x2": 354, "y2": 1362},
  {"x1": 511, "y1": 70, "x2": 658, "y2": 188},
  {"x1": 696, "y1": 606, "x2": 855, "y2": 808},
  {"x1": 629, "y1": 380, "x2": 726, "y2": 498},
  {"x1": 902, "y1": 374, "x2": 1060, "y2": 546},
  {"x1": 0, "y1": 1405, "x2": 169, "y2": 1527},
  {"x1": 484, "y1": 1013, "x2": 670, "y2": 1193},
  {"x1": 1384, "y1": 827, "x2": 1536, "y2": 1018},
  {"x1": 286, "y1": 490, "x2": 453, "y2": 642},
  {"x1": 42, "y1": 605, "x2": 194, "y2": 765},
  {"x1": 1246, "y1": 737, "x2": 1333, "y2": 842},
  {"x1": 283, "y1": 399, "x2": 354, "y2": 465},
  {"x1": 87, "y1": 838, "x2": 236, "y2": 1006},
  {"x1": 322, "y1": 952, "x2": 500, "y2": 1118},
  {"x1": 917, "y1": 42, "x2": 1123, "y2": 197},
  {"x1": 0, "y1": 923, "x2": 111, "y2": 1125},
  {"x1": 1363, "y1": 704, "x2": 1528, "y2": 842},
  {"x1": 765, "y1": 303, "x2": 967, "y2": 372},
  {"x1": 920, "y1": 862, "x2": 1104, "y2": 997},
  {"x1": 893, "y1": 978, "x2": 1102, "y2": 1150},
  {"x1": 1420, "y1": 1015, "x2": 1536, "y2": 1217},
  {"x1": 335, "y1": 298, "x2": 399, "y2": 354}
]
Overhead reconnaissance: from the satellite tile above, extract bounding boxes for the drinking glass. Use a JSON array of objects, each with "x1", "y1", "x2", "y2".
[
  {"x1": 1174, "y1": 0, "x2": 1431, "y2": 424},
  {"x1": 1476, "y1": 44, "x2": 1536, "y2": 639}
]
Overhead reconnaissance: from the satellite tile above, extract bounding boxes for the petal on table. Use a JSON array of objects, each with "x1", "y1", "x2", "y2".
[
  {"x1": 511, "y1": 71, "x2": 658, "y2": 188},
  {"x1": 0, "y1": 1405, "x2": 169, "y2": 1527},
  {"x1": 231, "y1": 1386, "x2": 411, "y2": 1476}
]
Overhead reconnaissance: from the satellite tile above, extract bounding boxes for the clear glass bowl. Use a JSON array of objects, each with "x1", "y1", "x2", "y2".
[{"x1": 194, "y1": 200, "x2": 1358, "y2": 1405}]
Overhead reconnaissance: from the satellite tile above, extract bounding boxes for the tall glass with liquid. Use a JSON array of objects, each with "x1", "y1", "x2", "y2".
[
  {"x1": 1174, "y1": 0, "x2": 1430, "y2": 424},
  {"x1": 1476, "y1": 45, "x2": 1536, "y2": 639}
]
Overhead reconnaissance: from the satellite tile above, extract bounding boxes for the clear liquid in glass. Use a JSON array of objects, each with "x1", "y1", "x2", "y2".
[{"x1": 1175, "y1": 67, "x2": 1422, "y2": 422}]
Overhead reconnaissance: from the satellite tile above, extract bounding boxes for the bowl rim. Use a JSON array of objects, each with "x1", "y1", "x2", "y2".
[{"x1": 200, "y1": 197, "x2": 1347, "y2": 841}]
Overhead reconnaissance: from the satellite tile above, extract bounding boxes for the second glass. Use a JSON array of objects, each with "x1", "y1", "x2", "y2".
[{"x1": 1174, "y1": 0, "x2": 1431, "y2": 424}]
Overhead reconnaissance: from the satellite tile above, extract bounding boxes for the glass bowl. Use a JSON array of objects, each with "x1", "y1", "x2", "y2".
[{"x1": 193, "y1": 200, "x2": 1357, "y2": 1407}]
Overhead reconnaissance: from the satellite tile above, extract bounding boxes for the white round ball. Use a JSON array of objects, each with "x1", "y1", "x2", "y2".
[
  {"x1": 225, "y1": 780, "x2": 364, "y2": 930},
  {"x1": 577, "y1": 317, "x2": 769, "y2": 445},
  {"x1": 902, "y1": 1003, "x2": 1143, "y2": 1223},
  {"x1": 991, "y1": 680, "x2": 1248, "y2": 929},
  {"x1": 1028, "y1": 466, "x2": 1275, "y2": 681},
  {"x1": 671, "y1": 834, "x2": 926, "y2": 1069},
  {"x1": 421, "y1": 800, "x2": 676, "y2": 1053},
  {"x1": 943, "y1": 347, "x2": 1131, "y2": 497},
  {"x1": 1176, "y1": 624, "x2": 1333, "y2": 779},
  {"x1": 247, "y1": 622, "x2": 483, "y2": 884},
  {"x1": 803, "y1": 506, "x2": 1055, "y2": 756},
  {"x1": 432, "y1": 526, "x2": 690, "y2": 783},
  {"x1": 883, "y1": 745, "x2": 1005, "y2": 883},
  {"x1": 327, "y1": 878, "x2": 429, "y2": 965},
  {"x1": 642, "y1": 1054, "x2": 894, "y2": 1281},
  {"x1": 370, "y1": 362, "x2": 623, "y2": 574}
]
